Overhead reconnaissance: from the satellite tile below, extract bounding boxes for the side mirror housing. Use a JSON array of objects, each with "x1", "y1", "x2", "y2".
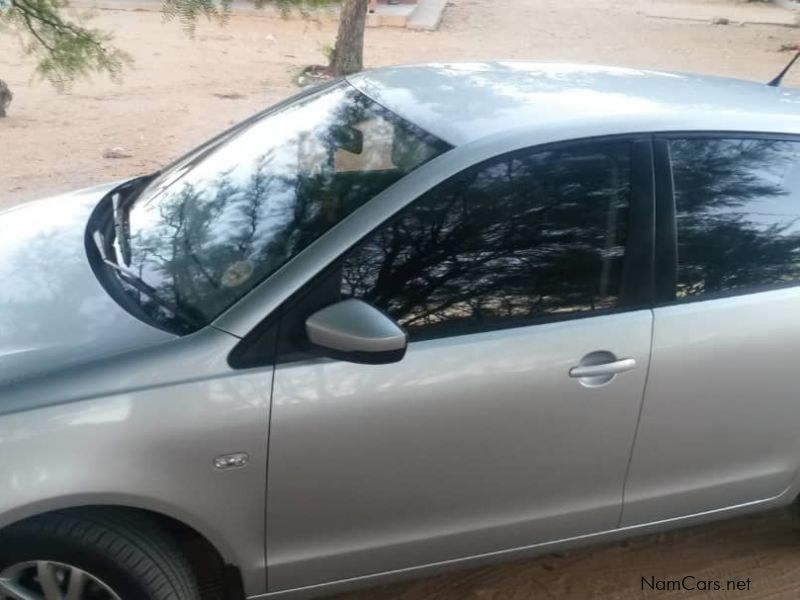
[{"x1": 305, "y1": 299, "x2": 407, "y2": 365}]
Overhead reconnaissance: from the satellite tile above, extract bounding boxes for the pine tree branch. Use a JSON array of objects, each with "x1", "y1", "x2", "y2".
[
  {"x1": 15, "y1": 3, "x2": 56, "y2": 52},
  {"x1": 11, "y1": 0, "x2": 107, "y2": 51},
  {"x1": 2, "y1": 0, "x2": 130, "y2": 88}
]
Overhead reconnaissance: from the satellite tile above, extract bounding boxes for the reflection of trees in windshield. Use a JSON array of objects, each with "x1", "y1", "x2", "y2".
[
  {"x1": 673, "y1": 138, "x2": 800, "y2": 299},
  {"x1": 341, "y1": 143, "x2": 632, "y2": 337},
  {"x1": 124, "y1": 84, "x2": 448, "y2": 333}
]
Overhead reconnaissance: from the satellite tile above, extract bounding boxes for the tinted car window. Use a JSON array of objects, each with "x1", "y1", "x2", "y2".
[
  {"x1": 122, "y1": 83, "x2": 449, "y2": 334},
  {"x1": 340, "y1": 142, "x2": 633, "y2": 339},
  {"x1": 671, "y1": 138, "x2": 800, "y2": 300}
]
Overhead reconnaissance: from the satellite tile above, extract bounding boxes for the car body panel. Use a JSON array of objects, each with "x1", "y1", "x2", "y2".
[
  {"x1": 0, "y1": 184, "x2": 174, "y2": 388},
  {"x1": 266, "y1": 309, "x2": 653, "y2": 590},
  {"x1": 0, "y1": 326, "x2": 271, "y2": 596},
  {"x1": 622, "y1": 287, "x2": 800, "y2": 525},
  {"x1": 347, "y1": 62, "x2": 800, "y2": 146},
  {"x1": 255, "y1": 487, "x2": 797, "y2": 599}
]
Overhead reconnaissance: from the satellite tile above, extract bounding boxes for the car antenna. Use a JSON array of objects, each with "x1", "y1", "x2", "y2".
[{"x1": 768, "y1": 50, "x2": 800, "y2": 87}]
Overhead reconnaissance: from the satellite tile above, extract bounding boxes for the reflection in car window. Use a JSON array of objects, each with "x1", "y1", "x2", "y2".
[
  {"x1": 124, "y1": 82, "x2": 449, "y2": 333},
  {"x1": 671, "y1": 138, "x2": 800, "y2": 300},
  {"x1": 340, "y1": 142, "x2": 632, "y2": 339}
]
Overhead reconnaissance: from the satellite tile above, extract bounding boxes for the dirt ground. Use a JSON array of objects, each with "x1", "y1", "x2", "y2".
[{"x1": 4, "y1": 0, "x2": 800, "y2": 597}]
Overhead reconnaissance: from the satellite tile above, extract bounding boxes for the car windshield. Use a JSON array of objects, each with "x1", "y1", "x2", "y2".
[{"x1": 121, "y1": 82, "x2": 450, "y2": 334}]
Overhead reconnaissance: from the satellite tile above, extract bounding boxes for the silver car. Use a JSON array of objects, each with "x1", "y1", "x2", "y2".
[{"x1": 3, "y1": 61, "x2": 800, "y2": 600}]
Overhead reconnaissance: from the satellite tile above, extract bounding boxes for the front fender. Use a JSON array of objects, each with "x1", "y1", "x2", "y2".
[{"x1": 0, "y1": 329, "x2": 272, "y2": 597}]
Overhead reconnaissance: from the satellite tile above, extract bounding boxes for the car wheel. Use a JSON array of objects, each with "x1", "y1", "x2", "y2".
[{"x1": 0, "y1": 508, "x2": 199, "y2": 600}]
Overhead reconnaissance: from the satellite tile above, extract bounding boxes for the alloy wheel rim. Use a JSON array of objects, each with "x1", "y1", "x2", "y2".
[{"x1": 0, "y1": 561, "x2": 121, "y2": 600}]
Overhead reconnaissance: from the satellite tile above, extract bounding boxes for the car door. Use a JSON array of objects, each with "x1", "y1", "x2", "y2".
[
  {"x1": 266, "y1": 138, "x2": 656, "y2": 591},
  {"x1": 622, "y1": 134, "x2": 800, "y2": 525}
]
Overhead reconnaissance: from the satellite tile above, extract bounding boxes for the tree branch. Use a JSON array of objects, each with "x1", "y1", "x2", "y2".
[{"x1": 2, "y1": 0, "x2": 129, "y2": 87}]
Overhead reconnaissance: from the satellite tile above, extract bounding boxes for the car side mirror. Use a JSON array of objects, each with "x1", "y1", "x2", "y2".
[{"x1": 305, "y1": 299, "x2": 407, "y2": 365}]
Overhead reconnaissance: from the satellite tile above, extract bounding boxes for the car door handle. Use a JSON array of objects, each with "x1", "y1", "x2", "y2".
[{"x1": 569, "y1": 358, "x2": 636, "y2": 379}]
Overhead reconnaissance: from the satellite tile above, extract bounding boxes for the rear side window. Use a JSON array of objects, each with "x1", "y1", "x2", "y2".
[
  {"x1": 339, "y1": 141, "x2": 633, "y2": 339},
  {"x1": 671, "y1": 138, "x2": 800, "y2": 300}
]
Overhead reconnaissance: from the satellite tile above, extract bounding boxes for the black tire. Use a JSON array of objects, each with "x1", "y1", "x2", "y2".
[{"x1": 0, "y1": 508, "x2": 199, "y2": 600}]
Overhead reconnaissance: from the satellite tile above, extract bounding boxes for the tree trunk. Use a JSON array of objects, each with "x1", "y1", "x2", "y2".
[
  {"x1": 0, "y1": 79, "x2": 11, "y2": 118},
  {"x1": 330, "y1": 0, "x2": 368, "y2": 77}
]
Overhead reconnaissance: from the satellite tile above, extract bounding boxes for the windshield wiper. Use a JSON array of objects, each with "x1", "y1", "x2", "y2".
[
  {"x1": 92, "y1": 230, "x2": 201, "y2": 329},
  {"x1": 93, "y1": 229, "x2": 140, "y2": 280}
]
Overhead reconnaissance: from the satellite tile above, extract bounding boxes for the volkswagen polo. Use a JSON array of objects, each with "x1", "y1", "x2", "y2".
[{"x1": 3, "y1": 62, "x2": 800, "y2": 599}]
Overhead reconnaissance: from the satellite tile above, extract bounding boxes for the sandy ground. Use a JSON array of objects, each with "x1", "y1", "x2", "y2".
[{"x1": 4, "y1": 0, "x2": 800, "y2": 597}]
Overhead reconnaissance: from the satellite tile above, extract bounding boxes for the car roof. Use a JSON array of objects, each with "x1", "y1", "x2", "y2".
[{"x1": 347, "y1": 62, "x2": 800, "y2": 147}]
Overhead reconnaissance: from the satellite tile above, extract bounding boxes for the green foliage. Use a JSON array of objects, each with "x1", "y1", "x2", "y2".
[
  {"x1": 1, "y1": 0, "x2": 130, "y2": 88},
  {"x1": 162, "y1": 0, "x2": 332, "y2": 36},
  {"x1": 161, "y1": 0, "x2": 233, "y2": 34}
]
